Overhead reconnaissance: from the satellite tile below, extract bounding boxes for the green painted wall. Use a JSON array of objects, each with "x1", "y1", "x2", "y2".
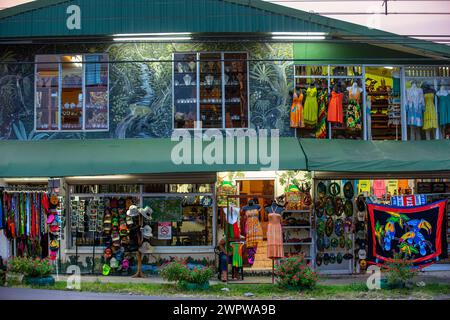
[{"x1": 294, "y1": 42, "x2": 440, "y2": 65}]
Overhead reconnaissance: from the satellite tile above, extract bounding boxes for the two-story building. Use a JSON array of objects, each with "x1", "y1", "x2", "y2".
[{"x1": 0, "y1": 0, "x2": 449, "y2": 276}]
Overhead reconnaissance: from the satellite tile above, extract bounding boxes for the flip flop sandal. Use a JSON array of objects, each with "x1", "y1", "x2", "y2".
[
  {"x1": 323, "y1": 236, "x2": 331, "y2": 249},
  {"x1": 339, "y1": 236, "x2": 346, "y2": 248},
  {"x1": 343, "y1": 181, "x2": 354, "y2": 199},
  {"x1": 344, "y1": 200, "x2": 354, "y2": 217},
  {"x1": 343, "y1": 253, "x2": 354, "y2": 260},
  {"x1": 356, "y1": 195, "x2": 366, "y2": 212},
  {"x1": 331, "y1": 237, "x2": 339, "y2": 248},
  {"x1": 316, "y1": 220, "x2": 325, "y2": 237},
  {"x1": 323, "y1": 253, "x2": 330, "y2": 265},
  {"x1": 325, "y1": 217, "x2": 334, "y2": 237},
  {"x1": 328, "y1": 182, "x2": 341, "y2": 196},
  {"x1": 316, "y1": 206, "x2": 324, "y2": 218},
  {"x1": 316, "y1": 253, "x2": 323, "y2": 266},
  {"x1": 346, "y1": 239, "x2": 353, "y2": 250},
  {"x1": 344, "y1": 218, "x2": 353, "y2": 233},
  {"x1": 329, "y1": 253, "x2": 336, "y2": 264},
  {"x1": 316, "y1": 237, "x2": 324, "y2": 252},
  {"x1": 334, "y1": 219, "x2": 344, "y2": 236},
  {"x1": 325, "y1": 196, "x2": 335, "y2": 217},
  {"x1": 337, "y1": 253, "x2": 343, "y2": 264}
]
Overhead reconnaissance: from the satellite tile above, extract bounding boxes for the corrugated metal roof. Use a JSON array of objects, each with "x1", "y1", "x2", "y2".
[{"x1": 0, "y1": 0, "x2": 449, "y2": 59}]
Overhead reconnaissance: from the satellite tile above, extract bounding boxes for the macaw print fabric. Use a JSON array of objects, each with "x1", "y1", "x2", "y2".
[{"x1": 367, "y1": 200, "x2": 448, "y2": 268}]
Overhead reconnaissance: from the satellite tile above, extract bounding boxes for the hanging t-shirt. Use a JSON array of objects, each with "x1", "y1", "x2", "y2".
[
  {"x1": 372, "y1": 180, "x2": 386, "y2": 198},
  {"x1": 397, "y1": 180, "x2": 410, "y2": 193},
  {"x1": 358, "y1": 180, "x2": 371, "y2": 194},
  {"x1": 387, "y1": 180, "x2": 399, "y2": 196}
]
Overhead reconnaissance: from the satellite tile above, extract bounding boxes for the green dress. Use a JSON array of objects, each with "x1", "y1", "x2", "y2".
[{"x1": 303, "y1": 87, "x2": 319, "y2": 126}]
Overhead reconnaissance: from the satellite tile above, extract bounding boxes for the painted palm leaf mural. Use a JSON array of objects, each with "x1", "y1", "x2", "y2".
[{"x1": 367, "y1": 201, "x2": 448, "y2": 268}]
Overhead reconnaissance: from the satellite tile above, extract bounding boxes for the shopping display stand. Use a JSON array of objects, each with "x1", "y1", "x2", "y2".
[{"x1": 225, "y1": 194, "x2": 278, "y2": 285}]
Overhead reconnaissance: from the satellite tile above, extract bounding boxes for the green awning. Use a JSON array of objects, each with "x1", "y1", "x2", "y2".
[
  {"x1": 0, "y1": 137, "x2": 306, "y2": 178},
  {"x1": 300, "y1": 139, "x2": 450, "y2": 173}
]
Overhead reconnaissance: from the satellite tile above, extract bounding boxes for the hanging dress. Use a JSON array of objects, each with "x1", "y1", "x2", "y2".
[
  {"x1": 315, "y1": 90, "x2": 328, "y2": 138},
  {"x1": 423, "y1": 92, "x2": 438, "y2": 130},
  {"x1": 231, "y1": 242, "x2": 244, "y2": 268},
  {"x1": 290, "y1": 90, "x2": 304, "y2": 128},
  {"x1": 267, "y1": 213, "x2": 284, "y2": 259},
  {"x1": 438, "y1": 94, "x2": 450, "y2": 126},
  {"x1": 346, "y1": 89, "x2": 362, "y2": 130},
  {"x1": 224, "y1": 206, "x2": 241, "y2": 240},
  {"x1": 244, "y1": 208, "x2": 263, "y2": 248},
  {"x1": 303, "y1": 87, "x2": 319, "y2": 126},
  {"x1": 406, "y1": 87, "x2": 425, "y2": 127},
  {"x1": 327, "y1": 91, "x2": 344, "y2": 124}
]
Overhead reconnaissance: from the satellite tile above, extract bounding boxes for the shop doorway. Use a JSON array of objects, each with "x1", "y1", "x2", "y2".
[{"x1": 236, "y1": 180, "x2": 275, "y2": 271}]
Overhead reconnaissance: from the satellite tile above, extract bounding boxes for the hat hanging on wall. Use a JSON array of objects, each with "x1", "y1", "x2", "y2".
[
  {"x1": 142, "y1": 225, "x2": 153, "y2": 239},
  {"x1": 139, "y1": 241, "x2": 153, "y2": 254},
  {"x1": 127, "y1": 205, "x2": 139, "y2": 217},
  {"x1": 139, "y1": 206, "x2": 153, "y2": 220}
]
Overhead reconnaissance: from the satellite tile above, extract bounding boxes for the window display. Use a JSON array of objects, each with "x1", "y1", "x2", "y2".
[
  {"x1": 35, "y1": 55, "x2": 59, "y2": 130},
  {"x1": 173, "y1": 52, "x2": 249, "y2": 129},
  {"x1": 293, "y1": 65, "x2": 363, "y2": 139},
  {"x1": 366, "y1": 66, "x2": 401, "y2": 140},
  {"x1": 35, "y1": 54, "x2": 109, "y2": 132},
  {"x1": 404, "y1": 66, "x2": 450, "y2": 140}
]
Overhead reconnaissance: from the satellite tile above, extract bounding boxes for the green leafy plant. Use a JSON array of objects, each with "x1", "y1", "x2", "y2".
[
  {"x1": 274, "y1": 255, "x2": 318, "y2": 290},
  {"x1": 159, "y1": 259, "x2": 213, "y2": 285},
  {"x1": 383, "y1": 253, "x2": 418, "y2": 288},
  {"x1": 7, "y1": 257, "x2": 54, "y2": 277}
]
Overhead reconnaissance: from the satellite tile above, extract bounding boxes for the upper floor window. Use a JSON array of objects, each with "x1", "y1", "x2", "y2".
[
  {"x1": 35, "y1": 54, "x2": 109, "y2": 131},
  {"x1": 173, "y1": 52, "x2": 249, "y2": 129}
]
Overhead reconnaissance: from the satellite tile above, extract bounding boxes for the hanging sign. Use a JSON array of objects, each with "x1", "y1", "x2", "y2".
[
  {"x1": 386, "y1": 180, "x2": 398, "y2": 196},
  {"x1": 357, "y1": 180, "x2": 370, "y2": 194},
  {"x1": 391, "y1": 195, "x2": 427, "y2": 207},
  {"x1": 367, "y1": 200, "x2": 448, "y2": 268},
  {"x1": 158, "y1": 222, "x2": 172, "y2": 240}
]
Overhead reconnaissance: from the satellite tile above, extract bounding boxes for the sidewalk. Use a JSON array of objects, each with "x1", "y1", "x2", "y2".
[{"x1": 54, "y1": 270, "x2": 450, "y2": 286}]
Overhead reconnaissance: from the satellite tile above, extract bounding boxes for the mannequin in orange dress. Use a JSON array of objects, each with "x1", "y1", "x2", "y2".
[
  {"x1": 327, "y1": 86, "x2": 344, "y2": 124},
  {"x1": 290, "y1": 89, "x2": 304, "y2": 128},
  {"x1": 265, "y1": 201, "x2": 284, "y2": 259}
]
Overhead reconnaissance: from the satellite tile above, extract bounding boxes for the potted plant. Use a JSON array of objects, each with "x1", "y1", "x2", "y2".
[
  {"x1": 6, "y1": 256, "x2": 27, "y2": 285},
  {"x1": 382, "y1": 254, "x2": 417, "y2": 289},
  {"x1": 22, "y1": 257, "x2": 55, "y2": 286},
  {"x1": 159, "y1": 259, "x2": 213, "y2": 290},
  {"x1": 274, "y1": 255, "x2": 318, "y2": 290}
]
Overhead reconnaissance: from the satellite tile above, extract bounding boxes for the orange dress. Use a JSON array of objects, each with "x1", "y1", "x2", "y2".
[
  {"x1": 327, "y1": 91, "x2": 344, "y2": 123},
  {"x1": 290, "y1": 90, "x2": 304, "y2": 128},
  {"x1": 267, "y1": 213, "x2": 284, "y2": 259}
]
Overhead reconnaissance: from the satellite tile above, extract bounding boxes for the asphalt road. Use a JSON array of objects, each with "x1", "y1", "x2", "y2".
[{"x1": 0, "y1": 287, "x2": 195, "y2": 300}]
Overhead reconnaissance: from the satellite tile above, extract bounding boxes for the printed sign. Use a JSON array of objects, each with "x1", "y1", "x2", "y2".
[
  {"x1": 158, "y1": 222, "x2": 172, "y2": 240},
  {"x1": 391, "y1": 195, "x2": 427, "y2": 207}
]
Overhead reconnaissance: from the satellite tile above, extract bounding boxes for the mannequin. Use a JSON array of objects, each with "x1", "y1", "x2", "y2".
[
  {"x1": 265, "y1": 200, "x2": 284, "y2": 259},
  {"x1": 345, "y1": 81, "x2": 363, "y2": 130},
  {"x1": 422, "y1": 82, "x2": 438, "y2": 140},
  {"x1": 436, "y1": 82, "x2": 450, "y2": 130},
  {"x1": 406, "y1": 81, "x2": 425, "y2": 140}
]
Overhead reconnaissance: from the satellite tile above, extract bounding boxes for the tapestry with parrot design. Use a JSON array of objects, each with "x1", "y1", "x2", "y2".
[{"x1": 367, "y1": 200, "x2": 448, "y2": 268}]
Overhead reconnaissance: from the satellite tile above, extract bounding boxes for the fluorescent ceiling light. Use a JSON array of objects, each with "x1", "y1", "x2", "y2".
[
  {"x1": 113, "y1": 32, "x2": 192, "y2": 37},
  {"x1": 384, "y1": 66, "x2": 394, "y2": 69},
  {"x1": 272, "y1": 32, "x2": 327, "y2": 40},
  {"x1": 272, "y1": 32, "x2": 327, "y2": 36},
  {"x1": 272, "y1": 36, "x2": 326, "y2": 40},
  {"x1": 113, "y1": 36, "x2": 192, "y2": 41}
]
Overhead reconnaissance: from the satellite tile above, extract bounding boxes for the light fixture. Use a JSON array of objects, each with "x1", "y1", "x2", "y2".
[
  {"x1": 271, "y1": 32, "x2": 327, "y2": 40},
  {"x1": 113, "y1": 32, "x2": 192, "y2": 41},
  {"x1": 384, "y1": 66, "x2": 394, "y2": 69}
]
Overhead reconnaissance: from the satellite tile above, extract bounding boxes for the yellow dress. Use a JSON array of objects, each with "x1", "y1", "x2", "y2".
[
  {"x1": 303, "y1": 87, "x2": 318, "y2": 126},
  {"x1": 423, "y1": 93, "x2": 438, "y2": 130}
]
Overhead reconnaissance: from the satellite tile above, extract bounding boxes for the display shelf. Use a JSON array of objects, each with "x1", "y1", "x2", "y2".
[{"x1": 283, "y1": 242, "x2": 313, "y2": 246}]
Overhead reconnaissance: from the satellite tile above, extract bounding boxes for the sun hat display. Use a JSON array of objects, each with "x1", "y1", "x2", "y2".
[
  {"x1": 328, "y1": 182, "x2": 340, "y2": 196},
  {"x1": 359, "y1": 259, "x2": 367, "y2": 270},
  {"x1": 343, "y1": 181, "x2": 354, "y2": 199},
  {"x1": 102, "y1": 264, "x2": 111, "y2": 276},
  {"x1": 126, "y1": 215, "x2": 134, "y2": 226},
  {"x1": 46, "y1": 214, "x2": 55, "y2": 224},
  {"x1": 344, "y1": 200, "x2": 353, "y2": 217},
  {"x1": 358, "y1": 249, "x2": 367, "y2": 260},
  {"x1": 139, "y1": 206, "x2": 153, "y2": 220},
  {"x1": 103, "y1": 248, "x2": 112, "y2": 260},
  {"x1": 126, "y1": 205, "x2": 139, "y2": 217},
  {"x1": 142, "y1": 225, "x2": 153, "y2": 239},
  {"x1": 139, "y1": 241, "x2": 153, "y2": 253},
  {"x1": 110, "y1": 257, "x2": 119, "y2": 269},
  {"x1": 49, "y1": 240, "x2": 59, "y2": 251},
  {"x1": 50, "y1": 193, "x2": 59, "y2": 206},
  {"x1": 115, "y1": 247, "x2": 124, "y2": 262},
  {"x1": 122, "y1": 258, "x2": 129, "y2": 271},
  {"x1": 49, "y1": 223, "x2": 59, "y2": 234},
  {"x1": 119, "y1": 223, "x2": 129, "y2": 237}
]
